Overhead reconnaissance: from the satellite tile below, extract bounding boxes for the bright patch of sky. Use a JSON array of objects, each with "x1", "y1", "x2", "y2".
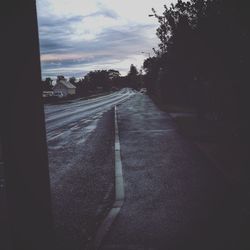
[{"x1": 37, "y1": 0, "x2": 177, "y2": 79}]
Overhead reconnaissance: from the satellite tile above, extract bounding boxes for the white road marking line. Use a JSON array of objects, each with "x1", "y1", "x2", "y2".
[
  {"x1": 82, "y1": 119, "x2": 91, "y2": 123},
  {"x1": 70, "y1": 125, "x2": 80, "y2": 130},
  {"x1": 94, "y1": 106, "x2": 125, "y2": 249},
  {"x1": 47, "y1": 131, "x2": 65, "y2": 141}
]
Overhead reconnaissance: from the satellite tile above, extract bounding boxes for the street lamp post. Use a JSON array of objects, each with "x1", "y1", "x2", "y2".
[{"x1": 148, "y1": 14, "x2": 167, "y2": 54}]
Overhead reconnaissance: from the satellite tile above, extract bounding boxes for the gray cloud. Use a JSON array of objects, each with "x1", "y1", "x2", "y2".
[
  {"x1": 84, "y1": 6, "x2": 119, "y2": 19},
  {"x1": 38, "y1": 8, "x2": 155, "y2": 78}
]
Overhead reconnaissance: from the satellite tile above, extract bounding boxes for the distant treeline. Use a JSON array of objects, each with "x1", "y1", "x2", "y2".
[
  {"x1": 143, "y1": 0, "x2": 250, "y2": 121},
  {"x1": 41, "y1": 64, "x2": 143, "y2": 97}
]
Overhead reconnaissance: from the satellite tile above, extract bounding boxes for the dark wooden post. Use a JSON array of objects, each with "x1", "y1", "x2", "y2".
[{"x1": 1, "y1": 1, "x2": 55, "y2": 249}]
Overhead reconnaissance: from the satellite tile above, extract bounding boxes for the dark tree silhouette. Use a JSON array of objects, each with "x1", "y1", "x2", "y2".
[
  {"x1": 126, "y1": 64, "x2": 140, "y2": 90},
  {"x1": 83, "y1": 69, "x2": 122, "y2": 92},
  {"x1": 144, "y1": 0, "x2": 250, "y2": 121},
  {"x1": 143, "y1": 57, "x2": 161, "y2": 95},
  {"x1": 42, "y1": 77, "x2": 53, "y2": 91}
]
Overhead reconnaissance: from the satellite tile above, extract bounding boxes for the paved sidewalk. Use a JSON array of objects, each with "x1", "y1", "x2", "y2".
[{"x1": 101, "y1": 94, "x2": 245, "y2": 250}]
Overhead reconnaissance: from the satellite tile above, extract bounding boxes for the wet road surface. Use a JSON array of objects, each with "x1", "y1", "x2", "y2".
[
  {"x1": 44, "y1": 88, "x2": 135, "y2": 249},
  {"x1": 45, "y1": 88, "x2": 135, "y2": 143}
]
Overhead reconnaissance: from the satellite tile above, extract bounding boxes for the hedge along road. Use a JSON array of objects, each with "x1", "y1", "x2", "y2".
[{"x1": 43, "y1": 88, "x2": 136, "y2": 249}]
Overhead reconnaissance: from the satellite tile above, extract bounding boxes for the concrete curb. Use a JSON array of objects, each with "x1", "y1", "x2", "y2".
[{"x1": 94, "y1": 106, "x2": 125, "y2": 249}]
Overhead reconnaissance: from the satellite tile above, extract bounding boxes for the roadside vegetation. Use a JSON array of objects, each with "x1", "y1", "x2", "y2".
[
  {"x1": 142, "y1": 0, "x2": 250, "y2": 186},
  {"x1": 41, "y1": 64, "x2": 143, "y2": 103}
]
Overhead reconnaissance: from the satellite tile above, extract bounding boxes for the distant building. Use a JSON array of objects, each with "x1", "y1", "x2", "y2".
[
  {"x1": 53, "y1": 79, "x2": 76, "y2": 97},
  {"x1": 42, "y1": 91, "x2": 53, "y2": 98}
]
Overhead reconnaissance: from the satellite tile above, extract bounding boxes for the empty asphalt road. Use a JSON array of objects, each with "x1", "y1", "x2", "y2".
[
  {"x1": 45, "y1": 88, "x2": 135, "y2": 142},
  {"x1": 44, "y1": 88, "x2": 135, "y2": 249}
]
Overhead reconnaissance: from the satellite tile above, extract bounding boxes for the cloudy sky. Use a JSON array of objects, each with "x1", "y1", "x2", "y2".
[{"x1": 37, "y1": 0, "x2": 177, "y2": 79}]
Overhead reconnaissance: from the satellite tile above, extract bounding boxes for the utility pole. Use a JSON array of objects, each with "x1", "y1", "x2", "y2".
[{"x1": 1, "y1": 1, "x2": 55, "y2": 249}]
